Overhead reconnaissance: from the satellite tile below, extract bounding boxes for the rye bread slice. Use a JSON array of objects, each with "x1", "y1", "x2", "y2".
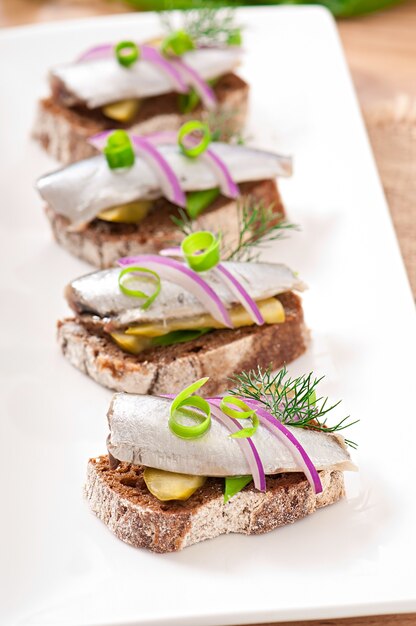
[
  {"x1": 57, "y1": 292, "x2": 308, "y2": 396},
  {"x1": 85, "y1": 456, "x2": 345, "y2": 553},
  {"x1": 44, "y1": 179, "x2": 284, "y2": 268},
  {"x1": 33, "y1": 72, "x2": 249, "y2": 164}
]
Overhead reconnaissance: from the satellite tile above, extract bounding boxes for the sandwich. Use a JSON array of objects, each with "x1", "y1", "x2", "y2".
[
  {"x1": 85, "y1": 367, "x2": 357, "y2": 552},
  {"x1": 58, "y1": 230, "x2": 307, "y2": 395},
  {"x1": 35, "y1": 122, "x2": 292, "y2": 268},
  {"x1": 32, "y1": 9, "x2": 248, "y2": 164}
]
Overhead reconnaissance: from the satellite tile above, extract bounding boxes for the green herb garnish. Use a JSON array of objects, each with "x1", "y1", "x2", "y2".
[
  {"x1": 172, "y1": 198, "x2": 297, "y2": 258},
  {"x1": 228, "y1": 365, "x2": 358, "y2": 448},
  {"x1": 220, "y1": 396, "x2": 259, "y2": 439},
  {"x1": 104, "y1": 130, "x2": 135, "y2": 169},
  {"x1": 118, "y1": 266, "x2": 161, "y2": 309},
  {"x1": 161, "y1": 29, "x2": 195, "y2": 56},
  {"x1": 224, "y1": 199, "x2": 298, "y2": 262},
  {"x1": 169, "y1": 377, "x2": 211, "y2": 439},
  {"x1": 115, "y1": 41, "x2": 140, "y2": 68},
  {"x1": 178, "y1": 120, "x2": 211, "y2": 158},
  {"x1": 160, "y1": 7, "x2": 242, "y2": 48},
  {"x1": 181, "y1": 230, "x2": 221, "y2": 271}
]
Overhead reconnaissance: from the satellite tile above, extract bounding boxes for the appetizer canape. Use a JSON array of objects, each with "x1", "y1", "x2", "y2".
[
  {"x1": 35, "y1": 122, "x2": 291, "y2": 268},
  {"x1": 85, "y1": 368, "x2": 357, "y2": 552},
  {"x1": 58, "y1": 230, "x2": 306, "y2": 395},
  {"x1": 33, "y1": 9, "x2": 248, "y2": 164}
]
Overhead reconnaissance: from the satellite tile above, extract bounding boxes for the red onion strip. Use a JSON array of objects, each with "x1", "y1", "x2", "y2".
[
  {"x1": 140, "y1": 45, "x2": 188, "y2": 94},
  {"x1": 171, "y1": 57, "x2": 217, "y2": 110},
  {"x1": 202, "y1": 149, "x2": 240, "y2": 199},
  {"x1": 208, "y1": 400, "x2": 266, "y2": 492},
  {"x1": 130, "y1": 135, "x2": 186, "y2": 207},
  {"x1": 245, "y1": 402, "x2": 323, "y2": 494},
  {"x1": 88, "y1": 131, "x2": 186, "y2": 208},
  {"x1": 77, "y1": 44, "x2": 113, "y2": 63},
  {"x1": 146, "y1": 131, "x2": 240, "y2": 199},
  {"x1": 159, "y1": 248, "x2": 264, "y2": 326},
  {"x1": 215, "y1": 264, "x2": 264, "y2": 325},
  {"x1": 76, "y1": 43, "x2": 188, "y2": 94},
  {"x1": 117, "y1": 255, "x2": 232, "y2": 327}
]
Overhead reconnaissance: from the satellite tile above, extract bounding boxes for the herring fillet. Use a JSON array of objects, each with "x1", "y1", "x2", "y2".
[
  {"x1": 36, "y1": 142, "x2": 292, "y2": 228},
  {"x1": 52, "y1": 47, "x2": 243, "y2": 109},
  {"x1": 107, "y1": 394, "x2": 356, "y2": 476},
  {"x1": 66, "y1": 261, "x2": 305, "y2": 327}
]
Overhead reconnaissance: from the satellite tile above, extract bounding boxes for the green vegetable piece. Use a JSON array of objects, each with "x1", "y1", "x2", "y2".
[
  {"x1": 181, "y1": 230, "x2": 221, "y2": 272},
  {"x1": 152, "y1": 328, "x2": 211, "y2": 347},
  {"x1": 186, "y1": 188, "x2": 220, "y2": 219},
  {"x1": 169, "y1": 378, "x2": 211, "y2": 440},
  {"x1": 227, "y1": 29, "x2": 242, "y2": 46},
  {"x1": 220, "y1": 395, "x2": 259, "y2": 439},
  {"x1": 178, "y1": 88, "x2": 201, "y2": 114},
  {"x1": 104, "y1": 130, "x2": 135, "y2": 169},
  {"x1": 115, "y1": 41, "x2": 140, "y2": 68},
  {"x1": 178, "y1": 78, "x2": 217, "y2": 114},
  {"x1": 118, "y1": 266, "x2": 161, "y2": 309},
  {"x1": 162, "y1": 30, "x2": 195, "y2": 56},
  {"x1": 224, "y1": 475, "x2": 252, "y2": 503},
  {"x1": 178, "y1": 120, "x2": 211, "y2": 158}
]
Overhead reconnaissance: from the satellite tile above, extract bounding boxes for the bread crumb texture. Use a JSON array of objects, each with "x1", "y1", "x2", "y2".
[{"x1": 85, "y1": 456, "x2": 345, "y2": 553}]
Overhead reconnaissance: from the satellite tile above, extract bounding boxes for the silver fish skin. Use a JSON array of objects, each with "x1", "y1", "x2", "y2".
[
  {"x1": 36, "y1": 142, "x2": 292, "y2": 228},
  {"x1": 66, "y1": 261, "x2": 305, "y2": 327},
  {"x1": 52, "y1": 47, "x2": 243, "y2": 108},
  {"x1": 107, "y1": 394, "x2": 356, "y2": 476}
]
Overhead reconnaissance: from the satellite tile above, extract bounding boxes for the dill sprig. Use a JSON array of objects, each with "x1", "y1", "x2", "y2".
[
  {"x1": 160, "y1": 7, "x2": 241, "y2": 48},
  {"x1": 223, "y1": 199, "x2": 298, "y2": 262},
  {"x1": 208, "y1": 108, "x2": 248, "y2": 145},
  {"x1": 228, "y1": 365, "x2": 358, "y2": 448},
  {"x1": 172, "y1": 199, "x2": 297, "y2": 262},
  {"x1": 171, "y1": 207, "x2": 195, "y2": 237}
]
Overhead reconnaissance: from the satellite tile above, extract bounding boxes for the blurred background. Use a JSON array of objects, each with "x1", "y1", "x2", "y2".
[
  {"x1": 0, "y1": 0, "x2": 410, "y2": 21},
  {"x1": 0, "y1": 0, "x2": 415, "y2": 297}
]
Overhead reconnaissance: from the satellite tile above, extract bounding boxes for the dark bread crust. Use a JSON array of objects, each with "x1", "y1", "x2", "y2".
[
  {"x1": 85, "y1": 456, "x2": 345, "y2": 553},
  {"x1": 33, "y1": 73, "x2": 249, "y2": 164},
  {"x1": 57, "y1": 292, "x2": 309, "y2": 396},
  {"x1": 44, "y1": 179, "x2": 284, "y2": 268}
]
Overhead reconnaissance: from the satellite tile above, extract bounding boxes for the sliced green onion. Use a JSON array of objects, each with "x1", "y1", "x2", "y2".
[
  {"x1": 118, "y1": 266, "x2": 161, "y2": 310},
  {"x1": 186, "y1": 188, "x2": 220, "y2": 219},
  {"x1": 224, "y1": 475, "x2": 252, "y2": 503},
  {"x1": 161, "y1": 30, "x2": 195, "y2": 56},
  {"x1": 227, "y1": 29, "x2": 242, "y2": 46},
  {"x1": 169, "y1": 378, "x2": 211, "y2": 439},
  {"x1": 220, "y1": 396, "x2": 259, "y2": 439},
  {"x1": 104, "y1": 130, "x2": 135, "y2": 169},
  {"x1": 178, "y1": 120, "x2": 211, "y2": 158},
  {"x1": 152, "y1": 328, "x2": 211, "y2": 347},
  {"x1": 115, "y1": 40, "x2": 140, "y2": 67},
  {"x1": 181, "y1": 231, "x2": 221, "y2": 273}
]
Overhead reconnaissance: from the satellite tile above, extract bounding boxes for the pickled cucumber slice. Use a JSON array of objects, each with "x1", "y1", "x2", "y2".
[
  {"x1": 143, "y1": 467, "x2": 206, "y2": 501},
  {"x1": 126, "y1": 297, "x2": 285, "y2": 337},
  {"x1": 97, "y1": 201, "x2": 151, "y2": 224},
  {"x1": 102, "y1": 99, "x2": 140, "y2": 122},
  {"x1": 110, "y1": 331, "x2": 152, "y2": 355}
]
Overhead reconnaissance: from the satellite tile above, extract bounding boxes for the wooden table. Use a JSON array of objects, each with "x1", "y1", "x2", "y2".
[{"x1": 1, "y1": 2, "x2": 415, "y2": 625}]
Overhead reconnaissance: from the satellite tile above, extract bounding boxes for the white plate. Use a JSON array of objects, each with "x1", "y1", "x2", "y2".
[{"x1": 1, "y1": 6, "x2": 416, "y2": 626}]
